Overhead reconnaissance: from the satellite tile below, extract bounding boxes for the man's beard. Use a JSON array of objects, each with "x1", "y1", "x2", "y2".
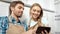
[
  {"x1": 15, "y1": 14, "x2": 22, "y2": 18},
  {"x1": 17, "y1": 15, "x2": 22, "y2": 18}
]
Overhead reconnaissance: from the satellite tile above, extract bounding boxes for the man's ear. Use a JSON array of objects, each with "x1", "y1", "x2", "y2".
[{"x1": 11, "y1": 7, "x2": 14, "y2": 11}]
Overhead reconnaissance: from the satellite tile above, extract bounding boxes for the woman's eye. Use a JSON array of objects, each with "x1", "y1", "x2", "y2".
[
  {"x1": 37, "y1": 11, "x2": 40, "y2": 13},
  {"x1": 33, "y1": 9, "x2": 36, "y2": 12}
]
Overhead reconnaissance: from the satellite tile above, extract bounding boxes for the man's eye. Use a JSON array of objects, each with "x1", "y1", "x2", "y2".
[
  {"x1": 23, "y1": 8, "x2": 24, "y2": 10},
  {"x1": 18, "y1": 7, "x2": 24, "y2": 10}
]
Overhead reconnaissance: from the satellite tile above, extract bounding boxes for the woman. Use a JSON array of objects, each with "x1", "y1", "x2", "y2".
[
  {"x1": 27, "y1": 3, "x2": 49, "y2": 34},
  {"x1": 28, "y1": 3, "x2": 43, "y2": 30}
]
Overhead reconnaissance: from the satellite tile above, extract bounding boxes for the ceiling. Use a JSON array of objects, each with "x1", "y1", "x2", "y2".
[{"x1": 54, "y1": 0, "x2": 60, "y2": 4}]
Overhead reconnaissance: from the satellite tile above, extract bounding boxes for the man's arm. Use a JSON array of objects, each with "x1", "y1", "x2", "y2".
[{"x1": 0, "y1": 16, "x2": 8, "y2": 34}]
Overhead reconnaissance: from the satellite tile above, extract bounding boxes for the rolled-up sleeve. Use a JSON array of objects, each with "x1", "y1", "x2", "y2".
[
  {"x1": 22, "y1": 18, "x2": 28, "y2": 31},
  {"x1": 0, "y1": 16, "x2": 8, "y2": 34}
]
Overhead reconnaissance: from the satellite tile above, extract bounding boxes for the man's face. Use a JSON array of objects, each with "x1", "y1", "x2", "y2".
[{"x1": 12, "y1": 4, "x2": 24, "y2": 17}]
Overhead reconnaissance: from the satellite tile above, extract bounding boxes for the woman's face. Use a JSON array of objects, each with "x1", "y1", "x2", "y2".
[{"x1": 30, "y1": 6, "x2": 41, "y2": 20}]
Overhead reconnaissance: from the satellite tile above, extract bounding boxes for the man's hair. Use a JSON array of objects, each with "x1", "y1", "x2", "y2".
[{"x1": 9, "y1": 1, "x2": 24, "y2": 15}]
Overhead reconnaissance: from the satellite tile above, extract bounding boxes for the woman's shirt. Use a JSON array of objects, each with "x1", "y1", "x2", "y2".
[{"x1": 29, "y1": 19, "x2": 37, "y2": 27}]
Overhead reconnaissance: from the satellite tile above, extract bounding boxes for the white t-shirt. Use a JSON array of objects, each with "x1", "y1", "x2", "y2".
[
  {"x1": 27, "y1": 17, "x2": 37, "y2": 27},
  {"x1": 30, "y1": 20, "x2": 37, "y2": 27}
]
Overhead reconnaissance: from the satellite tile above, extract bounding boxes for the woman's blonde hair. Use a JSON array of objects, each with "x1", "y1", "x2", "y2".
[{"x1": 29, "y1": 3, "x2": 43, "y2": 27}]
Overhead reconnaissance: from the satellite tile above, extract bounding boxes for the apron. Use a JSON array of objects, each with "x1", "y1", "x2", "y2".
[{"x1": 6, "y1": 16, "x2": 25, "y2": 34}]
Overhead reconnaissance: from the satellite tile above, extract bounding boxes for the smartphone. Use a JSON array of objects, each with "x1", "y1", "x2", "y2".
[{"x1": 36, "y1": 27, "x2": 51, "y2": 34}]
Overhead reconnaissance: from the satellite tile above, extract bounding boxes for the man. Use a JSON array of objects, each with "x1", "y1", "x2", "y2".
[{"x1": 0, "y1": 1, "x2": 28, "y2": 34}]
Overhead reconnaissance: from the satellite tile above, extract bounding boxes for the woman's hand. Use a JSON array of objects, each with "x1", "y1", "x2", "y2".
[
  {"x1": 41, "y1": 30, "x2": 49, "y2": 34},
  {"x1": 32, "y1": 30, "x2": 50, "y2": 34}
]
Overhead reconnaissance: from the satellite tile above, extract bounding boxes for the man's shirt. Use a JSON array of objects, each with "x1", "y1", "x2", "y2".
[{"x1": 0, "y1": 16, "x2": 28, "y2": 34}]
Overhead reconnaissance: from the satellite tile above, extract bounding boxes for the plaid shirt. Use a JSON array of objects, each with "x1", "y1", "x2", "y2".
[{"x1": 0, "y1": 16, "x2": 28, "y2": 34}]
